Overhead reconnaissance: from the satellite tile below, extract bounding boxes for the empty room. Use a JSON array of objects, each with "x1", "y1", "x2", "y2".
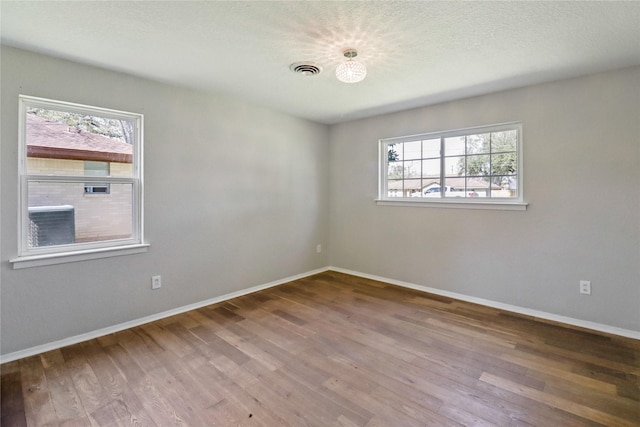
[{"x1": 1, "y1": 1, "x2": 639, "y2": 426}]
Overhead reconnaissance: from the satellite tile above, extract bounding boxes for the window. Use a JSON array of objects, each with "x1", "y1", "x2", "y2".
[
  {"x1": 84, "y1": 161, "x2": 110, "y2": 194},
  {"x1": 379, "y1": 122, "x2": 525, "y2": 209},
  {"x1": 13, "y1": 95, "x2": 146, "y2": 267}
]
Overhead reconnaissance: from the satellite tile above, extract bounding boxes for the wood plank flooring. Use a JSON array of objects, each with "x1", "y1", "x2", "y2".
[{"x1": 2, "y1": 271, "x2": 639, "y2": 426}]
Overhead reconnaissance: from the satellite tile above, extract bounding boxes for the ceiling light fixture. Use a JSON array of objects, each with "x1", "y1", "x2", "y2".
[{"x1": 335, "y1": 49, "x2": 366, "y2": 83}]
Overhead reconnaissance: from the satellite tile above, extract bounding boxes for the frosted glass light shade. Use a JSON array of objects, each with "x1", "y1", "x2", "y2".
[{"x1": 335, "y1": 60, "x2": 367, "y2": 83}]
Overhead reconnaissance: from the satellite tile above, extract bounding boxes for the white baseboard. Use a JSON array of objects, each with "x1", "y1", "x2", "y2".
[
  {"x1": 329, "y1": 267, "x2": 640, "y2": 340},
  {"x1": 3, "y1": 265, "x2": 637, "y2": 364},
  {"x1": 0, "y1": 267, "x2": 330, "y2": 364}
]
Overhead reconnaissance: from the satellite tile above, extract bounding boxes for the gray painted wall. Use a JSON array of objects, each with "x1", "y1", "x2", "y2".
[
  {"x1": 1, "y1": 46, "x2": 638, "y2": 357},
  {"x1": 329, "y1": 66, "x2": 640, "y2": 331},
  {"x1": 1, "y1": 47, "x2": 330, "y2": 355}
]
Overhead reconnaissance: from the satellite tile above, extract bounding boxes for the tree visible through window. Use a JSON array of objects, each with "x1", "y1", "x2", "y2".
[{"x1": 17, "y1": 95, "x2": 143, "y2": 257}]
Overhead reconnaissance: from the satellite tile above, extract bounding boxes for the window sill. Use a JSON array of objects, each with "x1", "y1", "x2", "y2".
[
  {"x1": 10, "y1": 243, "x2": 150, "y2": 269},
  {"x1": 375, "y1": 199, "x2": 528, "y2": 211}
]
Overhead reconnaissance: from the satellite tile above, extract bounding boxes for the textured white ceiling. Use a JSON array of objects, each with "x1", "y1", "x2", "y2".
[{"x1": 2, "y1": 1, "x2": 639, "y2": 124}]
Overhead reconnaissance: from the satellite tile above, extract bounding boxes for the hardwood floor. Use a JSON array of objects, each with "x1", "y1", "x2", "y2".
[{"x1": 2, "y1": 271, "x2": 639, "y2": 426}]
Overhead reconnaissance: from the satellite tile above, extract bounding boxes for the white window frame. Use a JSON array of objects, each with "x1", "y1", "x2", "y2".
[
  {"x1": 11, "y1": 95, "x2": 148, "y2": 269},
  {"x1": 377, "y1": 122, "x2": 527, "y2": 211}
]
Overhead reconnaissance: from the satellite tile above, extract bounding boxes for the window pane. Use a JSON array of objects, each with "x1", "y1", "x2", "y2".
[
  {"x1": 387, "y1": 179, "x2": 404, "y2": 197},
  {"x1": 421, "y1": 159, "x2": 440, "y2": 178},
  {"x1": 423, "y1": 183, "x2": 442, "y2": 197},
  {"x1": 491, "y1": 176, "x2": 518, "y2": 198},
  {"x1": 404, "y1": 179, "x2": 422, "y2": 197},
  {"x1": 491, "y1": 130, "x2": 517, "y2": 153},
  {"x1": 466, "y1": 154, "x2": 490, "y2": 176},
  {"x1": 26, "y1": 108, "x2": 133, "y2": 177},
  {"x1": 27, "y1": 181, "x2": 133, "y2": 247},
  {"x1": 403, "y1": 140, "x2": 422, "y2": 160},
  {"x1": 387, "y1": 144, "x2": 401, "y2": 162},
  {"x1": 422, "y1": 138, "x2": 440, "y2": 158},
  {"x1": 439, "y1": 178, "x2": 463, "y2": 197},
  {"x1": 466, "y1": 134, "x2": 490, "y2": 154},
  {"x1": 84, "y1": 160, "x2": 109, "y2": 176},
  {"x1": 466, "y1": 177, "x2": 492, "y2": 197},
  {"x1": 388, "y1": 161, "x2": 403, "y2": 179},
  {"x1": 84, "y1": 161, "x2": 110, "y2": 194},
  {"x1": 444, "y1": 136, "x2": 465, "y2": 156},
  {"x1": 491, "y1": 152, "x2": 517, "y2": 175},
  {"x1": 404, "y1": 160, "x2": 421, "y2": 178},
  {"x1": 444, "y1": 156, "x2": 465, "y2": 177}
]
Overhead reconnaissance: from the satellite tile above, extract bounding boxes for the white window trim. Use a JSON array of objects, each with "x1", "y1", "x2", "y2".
[
  {"x1": 11, "y1": 95, "x2": 147, "y2": 268},
  {"x1": 377, "y1": 122, "x2": 527, "y2": 211},
  {"x1": 10, "y1": 244, "x2": 150, "y2": 269}
]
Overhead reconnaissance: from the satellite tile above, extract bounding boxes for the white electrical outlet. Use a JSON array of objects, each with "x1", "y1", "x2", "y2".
[
  {"x1": 316, "y1": 244, "x2": 322, "y2": 253},
  {"x1": 152, "y1": 275, "x2": 162, "y2": 290},
  {"x1": 579, "y1": 280, "x2": 591, "y2": 295}
]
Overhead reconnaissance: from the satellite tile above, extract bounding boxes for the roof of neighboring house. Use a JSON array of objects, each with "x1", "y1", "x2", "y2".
[
  {"x1": 387, "y1": 179, "x2": 427, "y2": 191},
  {"x1": 26, "y1": 113, "x2": 132, "y2": 163},
  {"x1": 444, "y1": 177, "x2": 502, "y2": 190},
  {"x1": 388, "y1": 177, "x2": 501, "y2": 191}
]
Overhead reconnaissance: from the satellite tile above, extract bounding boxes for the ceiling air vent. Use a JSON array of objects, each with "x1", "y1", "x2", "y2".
[{"x1": 289, "y1": 62, "x2": 322, "y2": 76}]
